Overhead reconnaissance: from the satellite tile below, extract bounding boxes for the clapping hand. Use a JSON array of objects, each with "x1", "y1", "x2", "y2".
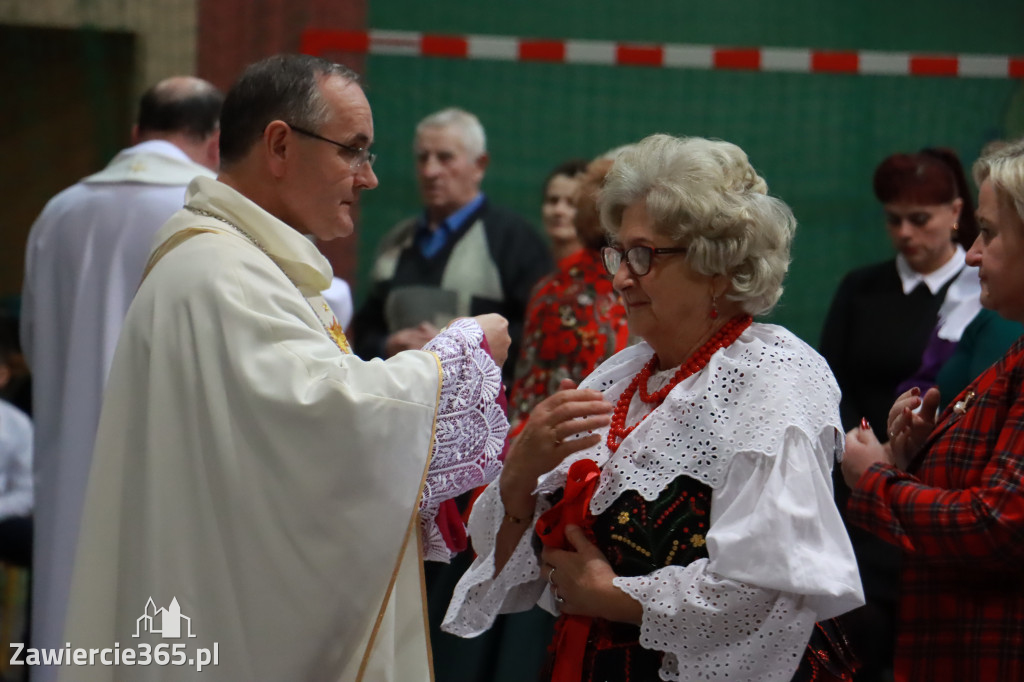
[{"x1": 887, "y1": 386, "x2": 940, "y2": 469}]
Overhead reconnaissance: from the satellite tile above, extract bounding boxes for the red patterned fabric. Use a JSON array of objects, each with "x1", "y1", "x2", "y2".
[
  {"x1": 507, "y1": 249, "x2": 629, "y2": 432},
  {"x1": 847, "y1": 336, "x2": 1024, "y2": 682}
]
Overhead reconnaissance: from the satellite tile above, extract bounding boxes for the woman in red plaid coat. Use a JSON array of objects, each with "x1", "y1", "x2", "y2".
[{"x1": 843, "y1": 138, "x2": 1024, "y2": 682}]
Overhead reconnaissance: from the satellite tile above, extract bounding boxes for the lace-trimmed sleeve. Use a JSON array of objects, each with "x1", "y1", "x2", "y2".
[
  {"x1": 418, "y1": 318, "x2": 508, "y2": 561},
  {"x1": 441, "y1": 481, "x2": 556, "y2": 636},
  {"x1": 610, "y1": 425, "x2": 862, "y2": 681},
  {"x1": 613, "y1": 562, "x2": 818, "y2": 681}
]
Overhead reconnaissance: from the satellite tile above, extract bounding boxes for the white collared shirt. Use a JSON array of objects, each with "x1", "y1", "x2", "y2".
[{"x1": 895, "y1": 245, "x2": 966, "y2": 295}]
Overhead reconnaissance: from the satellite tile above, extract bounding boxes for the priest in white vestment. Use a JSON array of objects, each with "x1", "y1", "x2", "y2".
[
  {"x1": 20, "y1": 76, "x2": 222, "y2": 681},
  {"x1": 58, "y1": 55, "x2": 510, "y2": 682}
]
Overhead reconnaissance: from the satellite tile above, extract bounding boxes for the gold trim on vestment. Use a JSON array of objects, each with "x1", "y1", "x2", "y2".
[
  {"x1": 355, "y1": 350, "x2": 444, "y2": 681},
  {"x1": 421, "y1": 351, "x2": 444, "y2": 682},
  {"x1": 139, "y1": 228, "x2": 217, "y2": 285}
]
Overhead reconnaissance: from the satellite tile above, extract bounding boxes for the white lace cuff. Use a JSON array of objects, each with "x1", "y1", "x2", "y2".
[
  {"x1": 418, "y1": 318, "x2": 508, "y2": 562},
  {"x1": 613, "y1": 560, "x2": 816, "y2": 681},
  {"x1": 441, "y1": 482, "x2": 553, "y2": 635}
]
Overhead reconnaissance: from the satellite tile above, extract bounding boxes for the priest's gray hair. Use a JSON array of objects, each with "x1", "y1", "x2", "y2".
[
  {"x1": 599, "y1": 134, "x2": 796, "y2": 316},
  {"x1": 974, "y1": 137, "x2": 1024, "y2": 225},
  {"x1": 219, "y1": 54, "x2": 360, "y2": 166},
  {"x1": 415, "y1": 108, "x2": 487, "y2": 161}
]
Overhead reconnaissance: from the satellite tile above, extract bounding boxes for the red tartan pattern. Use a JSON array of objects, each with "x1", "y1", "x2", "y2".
[
  {"x1": 507, "y1": 249, "x2": 629, "y2": 431},
  {"x1": 847, "y1": 335, "x2": 1024, "y2": 681}
]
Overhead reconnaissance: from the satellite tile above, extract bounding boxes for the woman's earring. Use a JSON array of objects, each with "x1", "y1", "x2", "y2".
[{"x1": 710, "y1": 295, "x2": 719, "y2": 320}]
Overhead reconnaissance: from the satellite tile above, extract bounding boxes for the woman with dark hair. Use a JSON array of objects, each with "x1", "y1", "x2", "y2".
[
  {"x1": 823, "y1": 149, "x2": 978, "y2": 438},
  {"x1": 541, "y1": 158, "x2": 590, "y2": 261},
  {"x1": 508, "y1": 156, "x2": 630, "y2": 433},
  {"x1": 820, "y1": 148, "x2": 1021, "y2": 680}
]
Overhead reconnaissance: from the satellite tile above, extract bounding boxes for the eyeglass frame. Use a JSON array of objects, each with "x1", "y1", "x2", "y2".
[
  {"x1": 286, "y1": 123, "x2": 377, "y2": 170},
  {"x1": 601, "y1": 244, "x2": 688, "y2": 277}
]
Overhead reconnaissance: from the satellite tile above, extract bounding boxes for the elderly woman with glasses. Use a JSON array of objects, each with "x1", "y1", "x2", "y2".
[{"x1": 443, "y1": 134, "x2": 864, "y2": 682}]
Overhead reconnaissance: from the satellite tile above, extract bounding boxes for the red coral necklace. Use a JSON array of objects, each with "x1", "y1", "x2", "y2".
[{"x1": 606, "y1": 314, "x2": 752, "y2": 453}]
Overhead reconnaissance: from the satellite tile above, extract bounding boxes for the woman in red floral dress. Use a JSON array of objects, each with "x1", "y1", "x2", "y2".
[{"x1": 508, "y1": 158, "x2": 631, "y2": 435}]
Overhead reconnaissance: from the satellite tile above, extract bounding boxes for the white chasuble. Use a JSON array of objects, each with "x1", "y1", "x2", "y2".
[{"x1": 58, "y1": 177, "x2": 506, "y2": 682}]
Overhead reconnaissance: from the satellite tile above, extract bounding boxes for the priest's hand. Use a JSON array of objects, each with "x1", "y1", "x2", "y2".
[
  {"x1": 499, "y1": 380, "x2": 611, "y2": 521},
  {"x1": 842, "y1": 421, "x2": 894, "y2": 488},
  {"x1": 473, "y1": 313, "x2": 511, "y2": 367},
  {"x1": 542, "y1": 525, "x2": 642, "y2": 625}
]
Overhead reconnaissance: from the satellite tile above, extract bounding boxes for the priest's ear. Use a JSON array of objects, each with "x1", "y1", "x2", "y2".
[
  {"x1": 200, "y1": 130, "x2": 220, "y2": 172},
  {"x1": 264, "y1": 120, "x2": 292, "y2": 178}
]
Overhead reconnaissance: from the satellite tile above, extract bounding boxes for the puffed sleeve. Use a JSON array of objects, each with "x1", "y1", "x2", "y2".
[
  {"x1": 441, "y1": 480, "x2": 557, "y2": 635},
  {"x1": 612, "y1": 426, "x2": 864, "y2": 681}
]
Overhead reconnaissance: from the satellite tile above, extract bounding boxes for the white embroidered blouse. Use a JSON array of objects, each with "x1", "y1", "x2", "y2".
[{"x1": 443, "y1": 323, "x2": 864, "y2": 681}]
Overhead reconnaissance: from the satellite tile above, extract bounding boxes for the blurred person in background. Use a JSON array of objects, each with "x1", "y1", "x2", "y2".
[
  {"x1": 352, "y1": 107, "x2": 552, "y2": 388},
  {"x1": 0, "y1": 331, "x2": 32, "y2": 568},
  {"x1": 843, "y1": 137, "x2": 1024, "y2": 682},
  {"x1": 0, "y1": 315, "x2": 30, "y2": 415},
  {"x1": 508, "y1": 155, "x2": 630, "y2": 434},
  {"x1": 541, "y1": 158, "x2": 589, "y2": 262},
  {"x1": 820, "y1": 147, "x2": 1020, "y2": 680},
  {"x1": 20, "y1": 75, "x2": 222, "y2": 681}
]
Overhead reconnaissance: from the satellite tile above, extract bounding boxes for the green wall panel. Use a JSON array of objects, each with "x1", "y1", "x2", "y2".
[{"x1": 355, "y1": 2, "x2": 1024, "y2": 345}]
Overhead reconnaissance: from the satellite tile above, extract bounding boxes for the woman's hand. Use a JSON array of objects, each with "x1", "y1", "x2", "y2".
[
  {"x1": 492, "y1": 381, "x2": 612, "y2": 575},
  {"x1": 541, "y1": 525, "x2": 642, "y2": 625},
  {"x1": 842, "y1": 422, "x2": 894, "y2": 488},
  {"x1": 499, "y1": 380, "x2": 612, "y2": 519},
  {"x1": 886, "y1": 386, "x2": 940, "y2": 468}
]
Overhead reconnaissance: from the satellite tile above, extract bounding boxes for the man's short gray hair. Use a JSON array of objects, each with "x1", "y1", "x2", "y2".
[
  {"x1": 219, "y1": 54, "x2": 359, "y2": 166},
  {"x1": 415, "y1": 108, "x2": 487, "y2": 160},
  {"x1": 974, "y1": 137, "x2": 1024, "y2": 225},
  {"x1": 599, "y1": 134, "x2": 796, "y2": 316}
]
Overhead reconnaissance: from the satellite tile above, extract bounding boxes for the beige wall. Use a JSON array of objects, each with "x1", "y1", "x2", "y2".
[{"x1": 0, "y1": 0, "x2": 199, "y2": 92}]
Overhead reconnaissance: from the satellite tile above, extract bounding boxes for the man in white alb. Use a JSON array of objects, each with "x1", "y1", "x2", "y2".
[
  {"x1": 58, "y1": 54, "x2": 509, "y2": 682},
  {"x1": 20, "y1": 75, "x2": 222, "y2": 680}
]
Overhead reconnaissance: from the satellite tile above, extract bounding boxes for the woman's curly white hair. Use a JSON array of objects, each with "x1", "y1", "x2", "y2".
[{"x1": 599, "y1": 134, "x2": 796, "y2": 316}]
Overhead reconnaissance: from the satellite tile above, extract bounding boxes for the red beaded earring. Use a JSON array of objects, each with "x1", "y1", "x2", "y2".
[{"x1": 710, "y1": 295, "x2": 719, "y2": 320}]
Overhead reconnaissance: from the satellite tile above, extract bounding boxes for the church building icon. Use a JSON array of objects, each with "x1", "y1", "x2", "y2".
[{"x1": 133, "y1": 597, "x2": 196, "y2": 638}]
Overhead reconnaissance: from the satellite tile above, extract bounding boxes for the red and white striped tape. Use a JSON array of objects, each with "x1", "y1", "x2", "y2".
[{"x1": 301, "y1": 29, "x2": 1024, "y2": 79}]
